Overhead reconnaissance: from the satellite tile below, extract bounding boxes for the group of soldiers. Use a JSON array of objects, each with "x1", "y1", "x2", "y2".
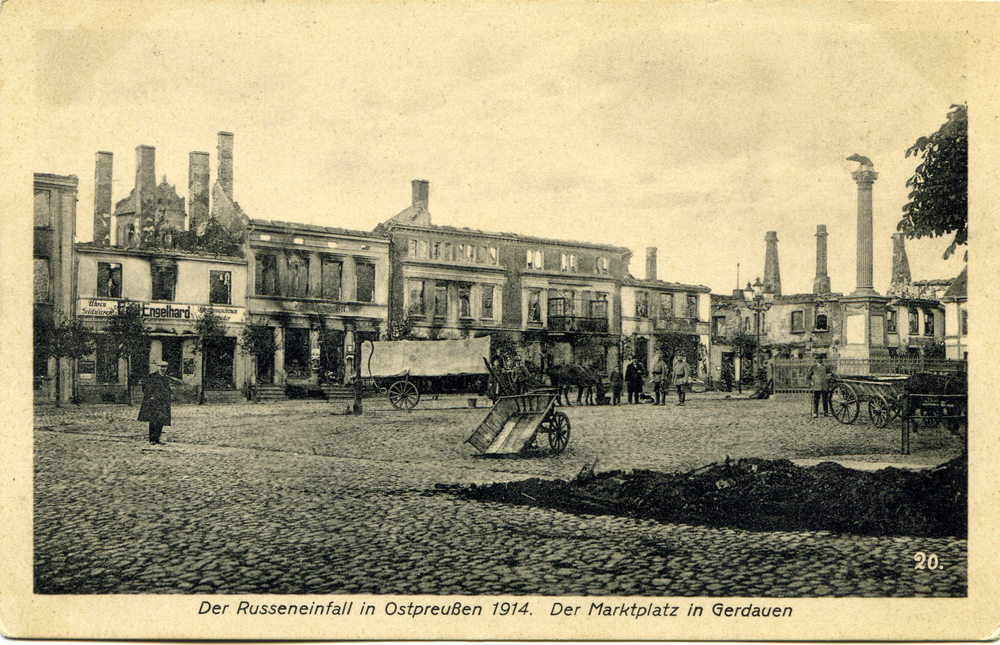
[{"x1": 486, "y1": 353, "x2": 695, "y2": 407}]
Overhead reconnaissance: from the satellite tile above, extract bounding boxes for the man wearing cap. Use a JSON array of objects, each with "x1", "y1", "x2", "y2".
[{"x1": 138, "y1": 360, "x2": 175, "y2": 445}]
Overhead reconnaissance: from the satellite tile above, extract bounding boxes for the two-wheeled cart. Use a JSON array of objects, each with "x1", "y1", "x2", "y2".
[
  {"x1": 829, "y1": 374, "x2": 910, "y2": 427},
  {"x1": 465, "y1": 391, "x2": 570, "y2": 456}
]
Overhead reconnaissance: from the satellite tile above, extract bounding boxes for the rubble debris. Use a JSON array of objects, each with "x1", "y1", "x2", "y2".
[{"x1": 452, "y1": 455, "x2": 967, "y2": 538}]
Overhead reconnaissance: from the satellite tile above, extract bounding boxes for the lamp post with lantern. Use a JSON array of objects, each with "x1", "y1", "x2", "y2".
[{"x1": 743, "y1": 278, "x2": 773, "y2": 381}]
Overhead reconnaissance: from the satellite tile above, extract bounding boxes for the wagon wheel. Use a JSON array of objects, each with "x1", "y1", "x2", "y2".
[
  {"x1": 867, "y1": 393, "x2": 892, "y2": 428},
  {"x1": 541, "y1": 412, "x2": 571, "y2": 453},
  {"x1": 830, "y1": 384, "x2": 859, "y2": 424},
  {"x1": 387, "y1": 379, "x2": 420, "y2": 411}
]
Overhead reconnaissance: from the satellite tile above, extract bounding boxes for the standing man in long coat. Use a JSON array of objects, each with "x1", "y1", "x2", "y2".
[
  {"x1": 651, "y1": 354, "x2": 669, "y2": 405},
  {"x1": 139, "y1": 360, "x2": 174, "y2": 445},
  {"x1": 807, "y1": 355, "x2": 833, "y2": 418},
  {"x1": 624, "y1": 358, "x2": 643, "y2": 404}
]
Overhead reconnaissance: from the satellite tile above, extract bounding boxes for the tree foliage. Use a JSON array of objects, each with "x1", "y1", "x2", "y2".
[
  {"x1": 39, "y1": 316, "x2": 95, "y2": 360},
  {"x1": 192, "y1": 306, "x2": 227, "y2": 354},
  {"x1": 239, "y1": 317, "x2": 275, "y2": 359},
  {"x1": 898, "y1": 104, "x2": 968, "y2": 260},
  {"x1": 104, "y1": 300, "x2": 151, "y2": 400}
]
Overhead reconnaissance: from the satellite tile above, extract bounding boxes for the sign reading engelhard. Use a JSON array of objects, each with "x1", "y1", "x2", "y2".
[{"x1": 76, "y1": 299, "x2": 244, "y2": 323}]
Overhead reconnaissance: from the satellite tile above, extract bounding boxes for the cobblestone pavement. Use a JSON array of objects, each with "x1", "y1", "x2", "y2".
[{"x1": 33, "y1": 394, "x2": 967, "y2": 596}]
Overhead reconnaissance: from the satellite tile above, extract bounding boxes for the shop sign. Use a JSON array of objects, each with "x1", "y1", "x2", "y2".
[{"x1": 77, "y1": 299, "x2": 244, "y2": 323}]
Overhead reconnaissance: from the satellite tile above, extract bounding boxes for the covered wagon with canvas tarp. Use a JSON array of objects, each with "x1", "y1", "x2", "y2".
[{"x1": 360, "y1": 335, "x2": 491, "y2": 410}]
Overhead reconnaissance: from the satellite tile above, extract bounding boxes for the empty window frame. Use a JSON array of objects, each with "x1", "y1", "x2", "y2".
[
  {"x1": 659, "y1": 293, "x2": 674, "y2": 318},
  {"x1": 97, "y1": 262, "x2": 123, "y2": 298},
  {"x1": 34, "y1": 258, "x2": 51, "y2": 303},
  {"x1": 527, "y1": 290, "x2": 541, "y2": 323},
  {"x1": 355, "y1": 262, "x2": 376, "y2": 303},
  {"x1": 481, "y1": 285, "x2": 494, "y2": 319},
  {"x1": 34, "y1": 190, "x2": 51, "y2": 227},
  {"x1": 322, "y1": 259, "x2": 342, "y2": 300},
  {"x1": 886, "y1": 309, "x2": 897, "y2": 333},
  {"x1": 255, "y1": 254, "x2": 279, "y2": 296},
  {"x1": 210, "y1": 270, "x2": 232, "y2": 305},
  {"x1": 923, "y1": 309, "x2": 935, "y2": 336},
  {"x1": 591, "y1": 294, "x2": 608, "y2": 320},
  {"x1": 151, "y1": 262, "x2": 177, "y2": 301},
  {"x1": 635, "y1": 291, "x2": 649, "y2": 318},
  {"x1": 595, "y1": 256, "x2": 609, "y2": 274},
  {"x1": 434, "y1": 281, "x2": 448, "y2": 317},
  {"x1": 908, "y1": 308, "x2": 919, "y2": 335},
  {"x1": 458, "y1": 283, "x2": 472, "y2": 318},
  {"x1": 814, "y1": 313, "x2": 829, "y2": 331},
  {"x1": 686, "y1": 295, "x2": 698, "y2": 319},
  {"x1": 790, "y1": 310, "x2": 805, "y2": 333},
  {"x1": 526, "y1": 249, "x2": 544, "y2": 270},
  {"x1": 407, "y1": 280, "x2": 425, "y2": 317}
]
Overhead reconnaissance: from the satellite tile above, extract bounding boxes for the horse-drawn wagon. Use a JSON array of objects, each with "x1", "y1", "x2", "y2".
[{"x1": 360, "y1": 336, "x2": 491, "y2": 410}]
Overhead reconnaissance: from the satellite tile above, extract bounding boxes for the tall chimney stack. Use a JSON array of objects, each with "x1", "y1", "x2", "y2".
[
  {"x1": 813, "y1": 224, "x2": 831, "y2": 294},
  {"x1": 889, "y1": 232, "x2": 912, "y2": 293},
  {"x1": 645, "y1": 247, "x2": 657, "y2": 282},
  {"x1": 218, "y1": 131, "x2": 234, "y2": 200},
  {"x1": 189, "y1": 151, "x2": 210, "y2": 235},
  {"x1": 94, "y1": 151, "x2": 113, "y2": 246},
  {"x1": 850, "y1": 158, "x2": 878, "y2": 295},
  {"x1": 412, "y1": 179, "x2": 429, "y2": 209},
  {"x1": 762, "y1": 231, "x2": 781, "y2": 296},
  {"x1": 135, "y1": 145, "x2": 156, "y2": 246}
]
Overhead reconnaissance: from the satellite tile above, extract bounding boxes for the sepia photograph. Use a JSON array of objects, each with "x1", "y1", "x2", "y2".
[{"x1": 2, "y1": 0, "x2": 998, "y2": 641}]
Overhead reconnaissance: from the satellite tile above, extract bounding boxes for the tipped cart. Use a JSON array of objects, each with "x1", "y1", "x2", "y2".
[
  {"x1": 466, "y1": 391, "x2": 570, "y2": 456},
  {"x1": 829, "y1": 374, "x2": 910, "y2": 427}
]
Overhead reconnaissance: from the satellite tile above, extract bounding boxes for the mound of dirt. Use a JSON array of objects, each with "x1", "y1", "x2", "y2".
[{"x1": 448, "y1": 455, "x2": 966, "y2": 538}]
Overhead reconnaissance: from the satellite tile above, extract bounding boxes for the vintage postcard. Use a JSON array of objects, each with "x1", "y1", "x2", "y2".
[{"x1": 2, "y1": 0, "x2": 999, "y2": 641}]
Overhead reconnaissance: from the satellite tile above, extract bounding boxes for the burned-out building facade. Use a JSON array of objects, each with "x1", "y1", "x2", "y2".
[
  {"x1": 377, "y1": 181, "x2": 632, "y2": 376},
  {"x1": 246, "y1": 220, "x2": 389, "y2": 396},
  {"x1": 72, "y1": 133, "x2": 251, "y2": 403}
]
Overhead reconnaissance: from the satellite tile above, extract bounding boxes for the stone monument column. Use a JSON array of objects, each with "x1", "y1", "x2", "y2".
[{"x1": 852, "y1": 162, "x2": 878, "y2": 295}]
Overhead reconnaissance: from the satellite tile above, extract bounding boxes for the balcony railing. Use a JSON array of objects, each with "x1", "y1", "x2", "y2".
[
  {"x1": 547, "y1": 315, "x2": 609, "y2": 333},
  {"x1": 653, "y1": 317, "x2": 698, "y2": 333}
]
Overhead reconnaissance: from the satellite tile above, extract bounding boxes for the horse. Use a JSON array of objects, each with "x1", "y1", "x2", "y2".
[{"x1": 546, "y1": 364, "x2": 604, "y2": 406}]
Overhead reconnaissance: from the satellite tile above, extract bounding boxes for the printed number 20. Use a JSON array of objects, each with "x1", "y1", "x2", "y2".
[{"x1": 913, "y1": 552, "x2": 941, "y2": 570}]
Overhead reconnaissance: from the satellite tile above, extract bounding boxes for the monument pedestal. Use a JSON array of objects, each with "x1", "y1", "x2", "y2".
[{"x1": 838, "y1": 294, "x2": 891, "y2": 369}]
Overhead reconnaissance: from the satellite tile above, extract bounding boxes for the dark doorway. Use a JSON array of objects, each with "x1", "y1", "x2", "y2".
[
  {"x1": 319, "y1": 329, "x2": 344, "y2": 383},
  {"x1": 284, "y1": 328, "x2": 311, "y2": 380},
  {"x1": 160, "y1": 337, "x2": 183, "y2": 380},
  {"x1": 204, "y1": 336, "x2": 236, "y2": 389}
]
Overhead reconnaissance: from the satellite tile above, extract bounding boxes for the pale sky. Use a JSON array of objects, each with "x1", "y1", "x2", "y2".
[{"x1": 26, "y1": 1, "x2": 971, "y2": 296}]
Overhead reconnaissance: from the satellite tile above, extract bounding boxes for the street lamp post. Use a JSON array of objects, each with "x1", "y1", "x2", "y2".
[{"x1": 743, "y1": 278, "x2": 773, "y2": 381}]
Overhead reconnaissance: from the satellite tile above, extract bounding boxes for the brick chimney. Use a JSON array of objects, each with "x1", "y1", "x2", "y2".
[
  {"x1": 93, "y1": 151, "x2": 113, "y2": 246},
  {"x1": 412, "y1": 179, "x2": 429, "y2": 209},
  {"x1": 217, "y1": 131, "x2": 234, "y2": 200},
  {"x1": 762, "y1": 231, "x2": 781, "y2": 296},
  {"x1": 645, "y1": 247, "x2": 657, "y2": 282},
  {"x1": 889, "y1": 232, "x2": 912, "y2": 292},
  {"x1": 189, "y1": 151, "x2": 210, "y2": 234},
  {"x1": 135, "y1": 145, "x2": 156, "y2": 246},
  {"x1": 813, "y1": 224, "x2": 831, "y2": 294}
]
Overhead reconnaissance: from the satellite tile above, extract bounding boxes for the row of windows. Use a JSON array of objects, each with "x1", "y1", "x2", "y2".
[
  {"x1": 634, "y1": 292, "x2": 698, "y2": 319},
  {"x1": 525, "y1": 290, "x2": 610, "y2": 323},
  {"x1": 255, "y1": 253, "x2": 375, "y2": 302},
  {"x1": 89, "y1": 261, "x2": 232, "y2": 304},
  {"x1": 525, "y1": 248, "x2": 610, "y2": 274},
  {"x1": 407, "y1": 280, "x2": 495, "y2": 320},
  {"x1": 886, "y1": 308, "x2": 937, "y2": 336},
  {"x1": 408, "y1": 239, "x2": 499, "y2": 266}
]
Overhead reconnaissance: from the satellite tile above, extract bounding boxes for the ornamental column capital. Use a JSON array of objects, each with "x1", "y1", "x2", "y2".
[{"x1": 851, "y1": 168, "x2": 879, "y2": 185}]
